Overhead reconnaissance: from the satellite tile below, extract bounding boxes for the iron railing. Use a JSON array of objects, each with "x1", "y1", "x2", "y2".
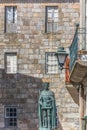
[{"x1": 69, "y1": 24, "x2": 79, "y2": 71}]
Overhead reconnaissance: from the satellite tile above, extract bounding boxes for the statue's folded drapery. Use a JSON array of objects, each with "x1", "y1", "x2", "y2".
[{"x1": 38, "y1": 82, "x2": 57, "y2": 130}]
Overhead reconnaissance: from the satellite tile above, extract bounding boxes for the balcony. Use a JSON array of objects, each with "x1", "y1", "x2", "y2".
[
  {"x1": 69, "y1": 24, "x2": 87, "y2": 87},
  {"x1": 65, "y1": 24, "x2": 87, "y2": 104}
]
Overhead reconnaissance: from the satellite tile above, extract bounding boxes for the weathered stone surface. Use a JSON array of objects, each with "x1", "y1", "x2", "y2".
[{"x1": 0, "y1": 1, "x2": 80, "y2": 130}]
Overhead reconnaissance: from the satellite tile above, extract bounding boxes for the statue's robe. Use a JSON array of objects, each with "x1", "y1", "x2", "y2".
[{"x1": 38, "y1": 90, "x2": 57, "y2": 130}]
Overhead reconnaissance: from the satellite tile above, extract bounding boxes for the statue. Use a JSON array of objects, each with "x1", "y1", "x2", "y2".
[{"x1": 38, "y1": 82, "x2": 57, "y2": 130}]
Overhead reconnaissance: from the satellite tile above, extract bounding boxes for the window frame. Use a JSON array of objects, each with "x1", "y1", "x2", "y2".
[
  {"x1": 5, "y1": 52, "x2": 17, "y2": 74},
  {"x1": 5, "y1": 6, "x2": 17, "y2": 33},
  {"x1": 4, "y1": 106, "x2": 17, "y2": 128},
  {"x1": 45, "y1": 6, "x2": 58, "y2": 33},
  {"x1": 45, "y1": 52, "x2": 58, "y2": 74}
]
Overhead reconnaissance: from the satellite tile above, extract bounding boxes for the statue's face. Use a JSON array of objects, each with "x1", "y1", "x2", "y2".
[
  {"x1": 44, "y1": 83, "x2": 49, "y2": 90},
  {"x1": 44, "y1": 85, "x2": 48, "y2": 90}
]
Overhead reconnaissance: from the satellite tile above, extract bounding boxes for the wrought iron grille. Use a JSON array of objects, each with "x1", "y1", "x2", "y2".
[{"x1": 69, "y1": 24, "x2": 79, "y2": 71}]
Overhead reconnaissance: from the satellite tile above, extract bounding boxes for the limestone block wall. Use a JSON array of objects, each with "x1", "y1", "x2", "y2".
[{"x1": 0, "y1": 1, "x2": 80, "y2": 130}]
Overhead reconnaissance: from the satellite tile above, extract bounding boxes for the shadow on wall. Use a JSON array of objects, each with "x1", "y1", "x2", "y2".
[
  {"x1": 58, "y1": 121, "x2": 63, "y2": 130},
  {"x1": 0, "y1": 0, "x2": 79, "y2": 3},
  {"x1": 0, "y1": 69, "x2": 63, "y2": 130},
  {"x1": 0, "y1": 69, "x2": 43, "y2": 130}
]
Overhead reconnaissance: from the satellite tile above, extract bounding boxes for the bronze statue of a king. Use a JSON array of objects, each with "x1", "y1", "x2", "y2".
[{"x1": 38, "y1": 82, "x2": 57, "y2": 130}]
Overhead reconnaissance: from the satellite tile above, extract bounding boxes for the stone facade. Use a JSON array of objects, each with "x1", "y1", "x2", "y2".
[{"x1": 0, "y1": 1, "x2": 80, "y2": 130}]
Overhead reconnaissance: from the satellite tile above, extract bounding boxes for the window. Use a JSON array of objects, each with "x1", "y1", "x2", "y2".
[
  {"x1": 5, "y1": 6, "x2": 17, "y2": 33},
  {"x1": 5, "y1": 106, "x2": 17, "y2": 127},
  {"x1": 46, "y1": 52, "x2": 58, "y2": 74},
  {"x1": 5, "y1": 53, "x2": 17, "y2": 74},
  {"x1": 45, "y1": 6, "x2": 58, "y2": 33}
]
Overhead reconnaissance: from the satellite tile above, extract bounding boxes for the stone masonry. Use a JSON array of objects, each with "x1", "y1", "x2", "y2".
[{"x1": 0, "y1": 1, "x2": 80, "y2": 130}]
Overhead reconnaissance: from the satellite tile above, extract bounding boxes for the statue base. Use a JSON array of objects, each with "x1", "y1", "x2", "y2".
[{"x1": 39, "y1": 127, "x2": 51, "y2": 130}]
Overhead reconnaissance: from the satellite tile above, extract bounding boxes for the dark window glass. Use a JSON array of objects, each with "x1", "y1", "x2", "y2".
[
  {"x1": 45, "y1": 6, "x2": 58, "y2": 33},
  {"x1": 5, "y1": 6, "x2": 17, "y2": 33},
  {"x1": 5, "y1": 106, "x2": 17, "y2": 127}
]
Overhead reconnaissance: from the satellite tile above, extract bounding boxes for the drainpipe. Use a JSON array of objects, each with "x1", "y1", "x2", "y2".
[
  {"x1": 79, "y1": 85, "x2": 84, "y2": 130},
  {"x1": 83, "y1": 0, "x2": 86, "y2": 50},
  {"x1": 80, "y1": 0, "x2": 86, "y2": 50},
  {"x1": 85, "y1": 0, "x2": 87, "y2": 50}
]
